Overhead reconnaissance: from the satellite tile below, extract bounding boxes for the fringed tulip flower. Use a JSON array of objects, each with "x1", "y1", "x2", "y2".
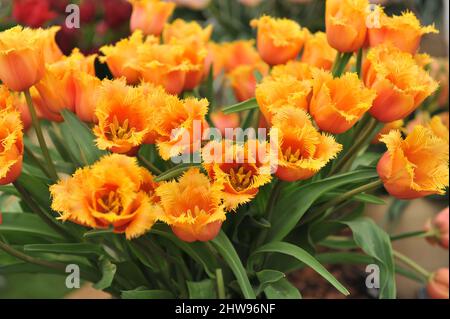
[
  {"x1": 93, "y1": 79, "x2": 156, "y2": 155},
  {"x1": 377, "y1": 126, "x2": 449, "y2": 200},
  {"x1": 156, "y1": 168, "x2": 226, "y2": 242},
  {"x1": 428, "y1": 115, "x2": 450, "y2": 143},
  {"x1": 269, "y1": 61, "x2": 313, "y2": 82},
  {"x1": 221, "y1": 40, "x2": 262, "y2": 72},
  {"x1": 42, "y1": 26, "x2": 63, "y2": 63},
  {"x1": 227, "y1": 62, "x2": 269, "y2": 102},
  {"x1": 202, "y1": 140, "x2": 273, "y2": 210},
  {"x1": 256, "y1": 75, "x2": 312, "y2": 124},
  {"x1": 100, "y1": 31, "x2": 155, "y2": 85},
  {"x1": 271, "y1": 107, "x2": 342, "y2": 182},
  {"x1": 310, "y1": 69, "x2": 376, "y2": 134},
  {"x1": 425, "y1": 207, "x2": 449, "y2": 250},
  {"x1": 156, "y1": 97, "x2": 209, "y2": 160},
  {"x1": 50, "y1": 154, "x2": 161, "y2": 239},
  {"x1": 363, "y1": 45, "x2": 438, "y2": 123},
  {"x1": 163, "y1": 19, "x2": 213, "y2": 90},
  {"x1": 427, "y1": 268, "x2": 449, "y2": 299},
  {"x1": 371, "y1": 120, "x2": 404, "y2": 144},
  {"x1": 368, "y1": 11, "x2": 438, "y2": 54},
  {"x1": 0, "y1": 108, "x2": 24, "y2": 185},
  {"x1": 74, "y1": 72, "x2": 101, "y2": 123},
  {"x1": 129, "y1": 0, "x2": 175, "y2": 36},
  {"x1": 251, "y1": 16, "x2": 306, "y2": 65},
  {"x1": 301, "y1": 31, "x2": 337, "y2": 70},
  {"x1": 325, "y1": 0, "x2": 368, "y2": 53},
  {"x1": 210, "y1": 112, "x2": 240, "y2": 135},
  {"x1": 0, "y1": 26, "x2": 46, "y2": 92},
  {"x1": 138, "y1": 41, "x2": 195, "y2": 94}
]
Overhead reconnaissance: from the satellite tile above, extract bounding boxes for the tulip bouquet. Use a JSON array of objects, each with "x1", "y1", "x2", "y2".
[{"x1": 0, "y1": 0, "x2": 449, "y2": 299}]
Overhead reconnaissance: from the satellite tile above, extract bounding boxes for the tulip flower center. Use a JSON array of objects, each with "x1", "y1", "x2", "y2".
[
  {"x1": 283, "y1": 146, "x2": 302, "y2": 163},
  {"x1": 107, "y1": 116, "x2": 136, "y2": 140},
  {"x1": 96, "y1": 190, "x2": 123, "y2": 215},
  {"x1": 228, "y1": 166, "x2": 253, "y2": 191}
]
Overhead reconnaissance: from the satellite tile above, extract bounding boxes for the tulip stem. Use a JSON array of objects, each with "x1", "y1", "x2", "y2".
[
  {"x1": 356, "y1": 48, "x2": 363, "y2": 78},
  {"x1": 216, "y1": 268, "x2": 226, "y2": 299},
  {"x1": 23, "y1": 144, "x2": 52, "y2": 180},
  {"x1": 23, "y1": 89, "x2": 58, "y2": 181},
  {"x1": 332, "y1": 52, "x2": 353, "y2": 77},
  {"x1": 137, "y1": 153, "x2": 162, "y2": 175},
  {"x1": 393, "y1": 250, "x2": 431, "y2": 281},
  {"x1": 390, "y1": 230, "x2": 431, "y2": 242},
  {"x1": 330, "y1": 117, "x2": 379, "y2": 175},
  {"x1": 302, "y1": 179, "x2": 383, "y2": 224}
]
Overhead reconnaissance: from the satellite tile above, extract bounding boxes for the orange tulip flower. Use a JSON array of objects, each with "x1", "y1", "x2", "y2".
[
  {"x1": 301, "y1": 31, "x2": 337, "y2": 70},
  {"x1": 227, "y1": 62, "x2": 269, "y2": 102},
  {"x1": 371, "y1": 120, "x2": 404, "y2": 144},
  {"x1": 256, "y1": 75, "x2": 312, "y2": 124},
  {"x1": 129, "y1": 0, "x2": 175, "y2": 36},
  {"x1": 251, "y1": 16, "x2": 306, "y2": 65},
  {"x1": 0, "y1": 85, "x2": 32, "y2": 130},
  {"x1": 156, "y1": 168, "x2": 226, "y2": 242},
  {"x1": 155, "y1": 97, "x2": 209, "y2": 160},
  {"x1": 310, "y1": 69, "x2": 376, "y2": 134},
  {"x1": 163, "y1": 19, "x2": 213, "y2": 90},
  {"x1": 93, "y1": 79, "x2": 157, "y2": 155},
  {"x1": 325, "y1": 0, "x2": 368, "y2": 53},
  {"x1": 210, "y1": 111, "x2": 240, "y2": 135},
  {"x1": 100, "y1": 31, "x2": 156, "y2": 85},
  {"x1": 368, "y1": 11, "x2": 438, "y2": 54},
  {"x1": 202, "y1": 140, "x2": 273, "y2": 210},
  {"x1": 269, "y1": 61, "x2": 313, "y2": 81},
  {"x1": 271, "y1": 106, "x2": 342, "y2": 182},
  {"x1": 427, "y1": 268, "x2": 449, "y2": 299},
  {"x1": 50, "y1": 154, "x2": 161, "y2": 239},
  {"x1": 363, "y1": 45, "x2": 438, "y2": 122},
  {"x1": 428, "y1": 115, "x2": 449, "y2": 143},
  {"x1": 137, "y1": 41, "x2": 195, "y2": 95},
  {"x1": 0, "y1": 107, "x2": 24, "y2": 185},
  {"x1": 0, "y1": 26, "x2": 46, "y2": 92},
  {"x1": 221, "y1": 40, "x2": 262, "y2": 72},
  {"x1": 74, "y1": 72, "x2": 101, "y2": 123},
  {"x1": 42, "y1": 26, "x2": 63, "y2": 63},
  {"x1": 377, "y1": 126, "x2": 449, "y2": 200},
  {"x1": 425, "y1": 207, "x2": 449, "y2": 250}
]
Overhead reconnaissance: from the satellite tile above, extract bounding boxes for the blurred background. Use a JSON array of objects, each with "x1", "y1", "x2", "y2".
[{"x1": 0, "y1": 0, "x2": 448, "y2": 299}]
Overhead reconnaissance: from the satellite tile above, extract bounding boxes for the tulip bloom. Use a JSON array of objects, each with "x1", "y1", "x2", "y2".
[
  {"x1": 100, "y1": 31, "x2": 155, "y2": 85},
  {"x1": 251, "y1": 16, "x2": 306, "y2": 66},
  {"x1": 210, "y1": 111, "x2": 240, "y2": 135},
  {"x1": 377, "y1": 126, "x2": 449, "y2": 200},
  {"x1": 425, "y1": 207, "x2": 449, "y2": 250},
  {"x1": 138, "y1": 41, "x2": 196, "y2": 95},
  {"x1": 0, "y1": 108, "x2": 24, "y2": 185},
  {"x1": 202, "y1": 140, "x2": 273, "y2": 210},
  {"x1": 50, "y1": 154, "x2": 161, "y2": 239},
  {"x1": 325, "y1": 0, "x2": 368, "y2": 53},
  {"x1": 42, "y1": 26, "x2": 63, "y2": 63},
  {"x1": 371, "y1": 120, "x2": 404, "y2": 144},
  {"x1": 0, "y1": 26, "x2": 46, "y2": 92},
  {"x1": 74, "y1": 72, "x2": 101, "y2": 123},
  {"x1": 94, "y1": 79, "x2": 157, "y2": 155},
  {"x1": 129, "y1": 0, "x2": 175, "y2": 36},
  {"x1": 156, "y1": 168, "x2": 226, "y2": 242},
  {"x1": 428, "y1": 115, "x2": 450, "y2": 143},
  {"x1": 256, "y1": 75, "x2": 312, "y2": 124},
  {"x1": 427, "y1": 268, "x2": 449, "y2": 299},
  {"x1": 310, "y1": 69, "x2": 376, "y2": 134},
  {"x1": 221, "y1": 40, "x2": 262, "y2": 72},
  {"x1": 271, "y1": 107, "x2": 342, "y2": 182},
  {"x1": 368, "y1": 11, "x2": 438, "y2": 54},
  {"x1": 269, "y1": 61, "x2": 313, "y2": 82},
  {"x1": 227, "y1": 62, "x2": 269, "y2": 102},
  {"x1": 301, "y1": 31, "x2": 337, "y2": 70},
  {"x1": 363, "y1": 45, "x2": 438, "y2": 123},
  {"x1": 155, "y1": 97, "x2": 209, "y2": 160}
]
